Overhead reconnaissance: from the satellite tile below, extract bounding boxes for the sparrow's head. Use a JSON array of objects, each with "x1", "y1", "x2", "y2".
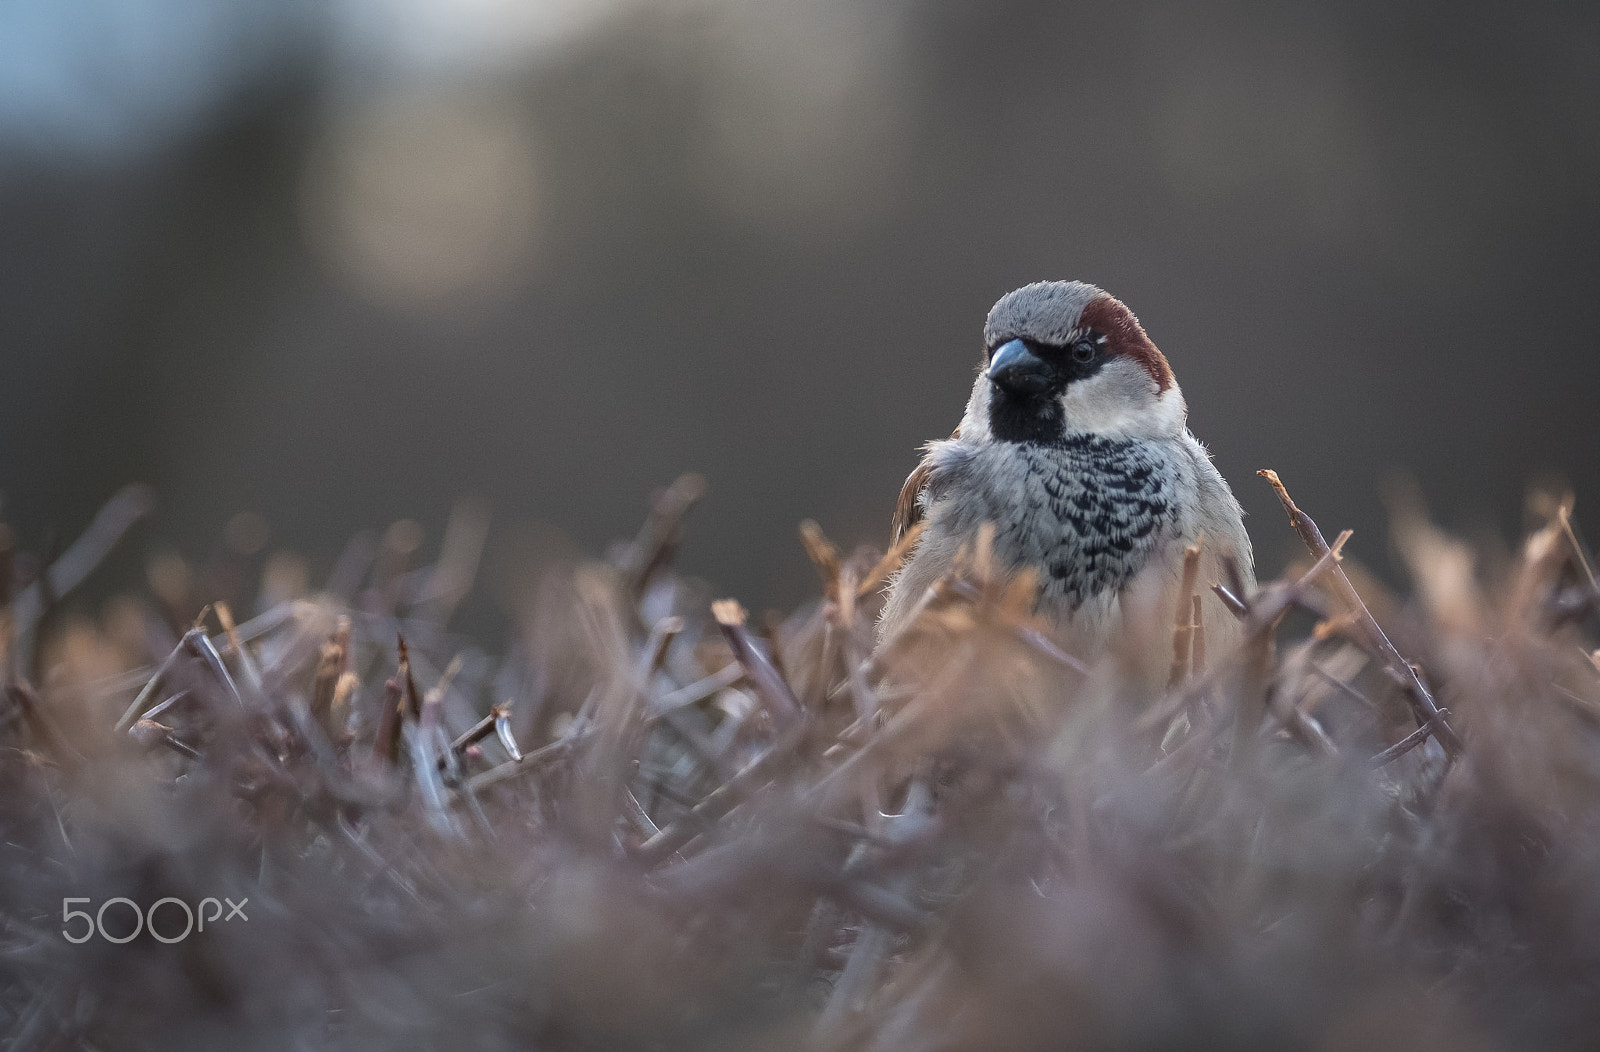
[{"x1": 960, "y1": 281, "x2": 1184, "y2": 444}]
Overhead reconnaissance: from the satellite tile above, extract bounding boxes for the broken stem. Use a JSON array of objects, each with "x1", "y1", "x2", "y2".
[{"x1": 1260, "y1": 470, "x2": 1463, "y2": 758}]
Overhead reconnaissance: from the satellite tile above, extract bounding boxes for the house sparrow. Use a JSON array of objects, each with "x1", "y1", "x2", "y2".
[{"x1": 880, "y1": 281, "x2": 1254, "y2": 666}]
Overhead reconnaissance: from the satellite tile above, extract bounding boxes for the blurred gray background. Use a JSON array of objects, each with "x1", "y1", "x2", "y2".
[{"x1": 2, "y1": 0, "x2": 1598, "y2": 623}]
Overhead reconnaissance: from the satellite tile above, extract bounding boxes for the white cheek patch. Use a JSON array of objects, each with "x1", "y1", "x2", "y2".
[{"x1": 1059, "y1": 358, "x2": 1186, "y2": 439}]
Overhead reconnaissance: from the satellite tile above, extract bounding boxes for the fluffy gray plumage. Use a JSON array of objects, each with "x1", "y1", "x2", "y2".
[{"x1": 881, "y1": 281, "x2": 1254, "y2": 668}]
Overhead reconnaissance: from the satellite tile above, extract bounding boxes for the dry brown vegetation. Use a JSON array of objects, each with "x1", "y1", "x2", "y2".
[{"x1": 5, "y1": 472, "x2": 1600, "y2": 1051}]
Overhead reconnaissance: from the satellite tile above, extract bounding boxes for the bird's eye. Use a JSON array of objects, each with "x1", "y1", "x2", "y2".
[{"x1": 1070, "y1": 339, "x2": 1097, "y2": 364}]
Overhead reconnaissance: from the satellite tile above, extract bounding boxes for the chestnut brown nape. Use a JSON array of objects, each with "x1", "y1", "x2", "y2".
[{"x1": 1078, "y1": 293, "x2": 1174, "y2": 393}]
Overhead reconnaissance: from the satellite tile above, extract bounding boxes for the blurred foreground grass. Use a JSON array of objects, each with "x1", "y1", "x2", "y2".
[{"x1": 4, "y1": 473, "x2": 1600, "y2": 1051}]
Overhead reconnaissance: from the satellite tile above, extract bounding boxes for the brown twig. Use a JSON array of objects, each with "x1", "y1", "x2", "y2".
[
  {"x1": 1309, "y1": 661, "x2": 1378, "y2": 713},
  {"x1": 451, "y1": 702, "x2": 514, "y2": 759},
  {"x1": 130, "y1": 718, "x2": 201, "y2": 761},
  {"x1": 405, "y1": 720, "x2": 459, "y2": 836},
  {"x1": 1369, "y1": 715, "x2": 1445, "y2": 767},
  {"x1": 184, "y1": 630, "x2": 246, "y2": 712},
  {"x1": 1222, "y1": 556, "x2": 1252, "y2": 614},
  {"x1": 213, "y1": 601, "x2": 265, "y2": 695},
  {"x1": 585, "y1": 614, "x2": 683, "y2": 835},
  {"x1": 1139, "y1": 531, "x2": 1351, "y2": 738},
  {"x1": 1168, "y1": 541, "x2": 1203, "y2": 689},
  {"x1": 639, "y1": 615, "x2": 682, "y2": 683},
  {"x1": 647, "y1": 663, "x2": 744, "y2": 723},
  {"x1": 459, "y1": 725, "x2": 593, "y2": 796},
  {"x1": 398, "y1": 636, "x2": 422, "y2": 719},
  {"x1": 1259, "y1": 470, "x2": 1463, "y2": 758},
  {"x1": 494, "y1": 707, "x2": 522, "y2": 762},
  {"x1": 799, "y1": 520, "x2": 843, "y2": 600},
  {"x1": 711, "y1": 600, "x2": 803, "y2": 729},
  {"x1": 309, "y1": 617, "x2": 352, "y2": 735},
  {"x1": 1212, "y1": 583, "x2": 1249, "y2": 620},
  {"x1": 135, "y1": 689, "x2": 191, "y2": 725},
  {"x1": 1556, "y1": 501, "x2": 1599, "y2": 592},
  {"x1": 633, "y1": 722, "x2": 806, "y2": 867},
  {"x1": 621, "y1": 473, "x2": 708, "y2": 598},
  {"x1": 371, "y1": 643, "x2": 410, "y2": 768},
  {"x1": 1012, "y1": 625, "x2": 1089, "y2": 674},
  {"x1": 834, "y1": 565, "x2": 886, "y2": 723},
  {"x1": 114, "y1": 631, "x2": 202, "y2": 733}
]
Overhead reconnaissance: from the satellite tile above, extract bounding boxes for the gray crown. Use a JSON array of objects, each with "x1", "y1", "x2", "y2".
[{"x1": 983, "y1": 281, "x2": 1105, "y2": 349}]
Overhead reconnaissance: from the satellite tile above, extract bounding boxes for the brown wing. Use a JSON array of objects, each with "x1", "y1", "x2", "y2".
[{"x1": 891, "y1": 427, "x2": 958, "y2": 545}]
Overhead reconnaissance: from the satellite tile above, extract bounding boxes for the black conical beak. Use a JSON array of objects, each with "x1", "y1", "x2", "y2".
[{"x1": 987, "y1": 339, "x2": 1053, "y2": 397}]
